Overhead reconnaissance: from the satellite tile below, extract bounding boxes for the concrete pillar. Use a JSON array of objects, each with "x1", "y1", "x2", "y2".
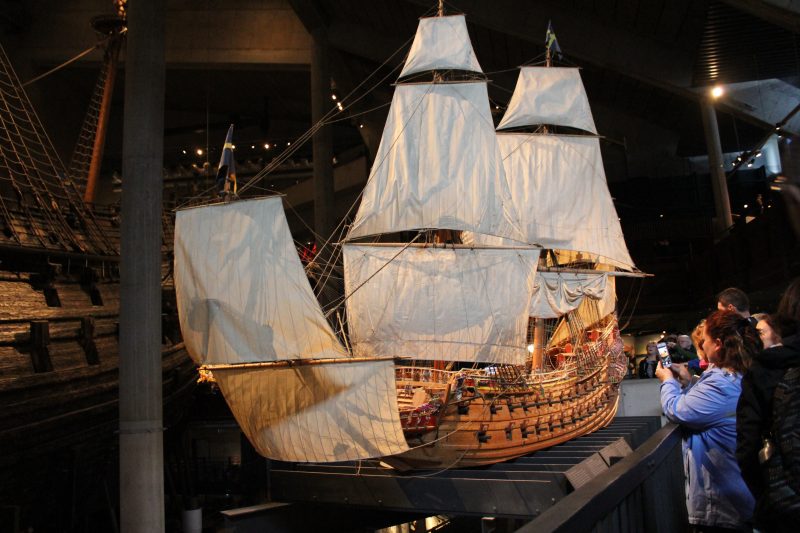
[
  {"x1": 700, "y1": 100, "x2": 733, "y2": 236},
  {"x1": 119, "y1": 1, "x2": 166, "y2": 531},
  {"x1": 763, "y1": 134, "x2": 782, "y2": 176},
  {"x1": 311, "y1": 27, "x2": 334, "y2": 246}
]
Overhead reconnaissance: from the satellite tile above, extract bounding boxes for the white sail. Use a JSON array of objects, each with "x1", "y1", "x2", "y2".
[
  {"x1": 174, "y1": 197, "x2": 348, "y2": 365},
  {"x1": 346, "y1": 82, "x2": 522, "y2": 242},
  {"x1": 214, "y1": 359, "x2": 409, "y2": 462},
  {"x1": 496, "y1": 133, "x2": 635, "y2": 270},
  {"x1": 529, "y1": 272, "x2": 608, "y2": 318},
  {"x1": 596, "y1": 275, "x2": 616, "y2": 319},
  {"x1": 343, "y1": 245, "x2": 540, "y2": 365},
  {"x1": 400, "y1": 15, "x2": 483, "y2": 78},
  {"x1": 497, "y1": 67, "x2": 597, "y2": 134}
]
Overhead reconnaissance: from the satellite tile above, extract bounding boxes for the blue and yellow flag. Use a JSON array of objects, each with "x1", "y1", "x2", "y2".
[
  {"x1": 545, "y1": 21, "x2": 562, "y2": 60},
  {"x1": 216, "y1": 124, "x2": 237, "y2": 195}
]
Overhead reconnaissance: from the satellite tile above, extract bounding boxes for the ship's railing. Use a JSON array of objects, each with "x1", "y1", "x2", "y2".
[
  {"x1": 395, "y1": 366, "x2": 452, "y2": 385},
  {"x1": 514, "y1": 422, "x2": 685, "y2": 533}
]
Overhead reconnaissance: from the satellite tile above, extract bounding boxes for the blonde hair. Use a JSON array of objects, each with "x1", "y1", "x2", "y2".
[{"x1": 692, "y1": 319, "x2": 706, "y2": 360}]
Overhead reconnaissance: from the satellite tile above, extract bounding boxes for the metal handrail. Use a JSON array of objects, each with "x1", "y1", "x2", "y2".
[{"x1": 516, "y1": 422, "x2": 682, "y2": 532}]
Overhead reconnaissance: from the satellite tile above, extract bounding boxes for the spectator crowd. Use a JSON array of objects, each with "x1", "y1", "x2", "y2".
[{"x1": 634, "y1": 282, "x2": 800, "y2": 532}]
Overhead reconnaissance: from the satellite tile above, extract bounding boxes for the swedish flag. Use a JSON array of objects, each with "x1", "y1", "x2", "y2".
[
  {"x1": 545, "y1": 21, "x2": 562, "y2": 60},
  {"x1": 216, "y1": 124, "x2": 237, "y2": 195}
]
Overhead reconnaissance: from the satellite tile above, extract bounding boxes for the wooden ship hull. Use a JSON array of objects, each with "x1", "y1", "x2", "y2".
[
  {"x1": 0, "y1": 20, "x2": 196, "y2": 525},
  {"x1": 386, "y1": 319, "x2": 623, "y2": 470},
  {"x1": 0, "y1": 239, "x2": 197, "y2": 525},
  {"x1": 0, "y1": 273, "x2": 196, "y2": 457}
]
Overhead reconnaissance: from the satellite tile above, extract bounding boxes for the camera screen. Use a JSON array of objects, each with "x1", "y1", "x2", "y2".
[{"x1": 657, "y1": 342, "x2": 669, "y2": 357}]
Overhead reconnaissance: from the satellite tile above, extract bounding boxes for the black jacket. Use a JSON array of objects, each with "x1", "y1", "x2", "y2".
[{"x1": 736, "y1": 334, "x2": 800, "y2": 528}]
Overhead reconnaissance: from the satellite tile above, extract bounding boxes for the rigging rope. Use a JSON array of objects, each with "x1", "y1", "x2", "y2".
[{"x1": 21, "y1": 32, "x2": 119, "y2": 87}]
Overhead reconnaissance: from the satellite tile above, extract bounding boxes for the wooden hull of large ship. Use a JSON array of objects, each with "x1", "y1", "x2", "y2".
[
  {"x1": 0, "y1": 273, "x2": 196, "y2": 471},
  {"x1": 385, "y1": 330, "x2": 622, "y2": 470}
]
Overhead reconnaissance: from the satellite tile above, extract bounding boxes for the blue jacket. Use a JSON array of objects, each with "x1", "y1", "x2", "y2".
[{"x1": 660, "y1": 367, "x2": 755, "y2": 528}]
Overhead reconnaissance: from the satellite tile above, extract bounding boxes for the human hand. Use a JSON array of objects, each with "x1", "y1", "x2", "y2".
[
  {"x1": 655, "y1": 360, "x2": 674, "y2": 382},
  {"x1": 672, "y1": 363, "x2": 691, "y2": 383}
]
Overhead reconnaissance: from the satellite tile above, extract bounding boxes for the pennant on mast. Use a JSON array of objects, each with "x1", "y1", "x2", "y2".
[
  {"x1": 215, "y1": 124, "x2": 237, "y2": 195},
  {"x1": 545, "y1": 21, "x2": 562, "y2": 61}
]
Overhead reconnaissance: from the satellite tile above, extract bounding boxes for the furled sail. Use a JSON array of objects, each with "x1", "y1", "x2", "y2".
[
  {"x1": 548, "y1": 273, "x2": 616, "y2": 347},
  {"x1": 496, "y1": 133, "x2": 635, "y2": 270},
  {"x1": 174, "y1": 197, "x2": 348, "y2": 364},
  {"x1": 496, "y1": 67, "x2": 597, "y2": 134},
  {"x1": 212, "y1": 359, "x2": 409, "y2": 462},
  {"x1": 399, "y1": 15, "x2": 483, "y2": 78},
  {"x1": 343, "y1": 245, "x2": 540, "y2": 364},
  {"x1": 529, "y1": 272, "x2": 608, "y2": 318},
  {"x1": 346, "y1": 82, "x2": 522, "y2": 242}
]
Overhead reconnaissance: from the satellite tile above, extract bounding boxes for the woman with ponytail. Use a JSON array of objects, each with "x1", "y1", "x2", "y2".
[{"x1": 656, "y1": 309, "x2": 759, "y2": 532}]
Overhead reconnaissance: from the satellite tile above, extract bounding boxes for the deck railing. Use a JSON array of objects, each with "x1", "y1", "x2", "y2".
[{"x1": 515, "y1": 422, "x2": 686, "y2": 533}]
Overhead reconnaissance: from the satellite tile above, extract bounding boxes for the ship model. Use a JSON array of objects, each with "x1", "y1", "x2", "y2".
[
  {"x1": 174, "y1": 12, "x2": 642, "y2": 470},
  {"x1": 0, "y1": 10, "x2": 195, "y2": 523}
]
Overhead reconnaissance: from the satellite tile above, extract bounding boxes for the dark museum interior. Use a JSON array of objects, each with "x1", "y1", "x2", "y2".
[{"x1": 0, "y1": 1, "x2": 798, "y2": 532}]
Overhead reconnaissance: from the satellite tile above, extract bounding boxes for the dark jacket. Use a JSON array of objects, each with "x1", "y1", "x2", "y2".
[
  {"x1": 670, "y1": 344, "x2": 698, "y2": 364},
  {"x1": 736, "y1": 334, "x2": 800, "y2": 529}
]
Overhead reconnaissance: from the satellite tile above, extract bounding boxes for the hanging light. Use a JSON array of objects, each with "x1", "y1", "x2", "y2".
[{"x1": 710, "y1": 85, "x2": 724, "y2": 99}]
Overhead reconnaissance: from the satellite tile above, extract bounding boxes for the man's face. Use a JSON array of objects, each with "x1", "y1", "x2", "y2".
[{"x1": 678, "y1": 336, "x2": 692, "y2": 350}]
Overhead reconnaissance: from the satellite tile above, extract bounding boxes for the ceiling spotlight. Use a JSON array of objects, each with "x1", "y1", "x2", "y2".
[
  {"x1": 287, "y1": 141, "x2": 291, "y2": 146},
  {"x1": 181, "y1": 149, "x2": 187, "y2": 155},
  {"x1": 196, "y1": 148, "x2": 203, "y2": 156},
  {"x1": 744, "y1": 204, "x2": 749, "y2": 209},
  {"x1": 264, "y1": 143, "x2": 270, "y2": 149},
  {"x1": 710, "y1": 85, "x2": 724, "y2": 99},
  {"x1": 331, "y1": 94, "x2": 337, "y2": 101},
  {"x1": 755, "y1": 151, "x2": 762, "y2": 158}
]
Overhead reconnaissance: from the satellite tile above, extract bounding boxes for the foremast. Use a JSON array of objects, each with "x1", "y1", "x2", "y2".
[{"x1": 490, "y1": 23, "x2": 640, "y2": 373}]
